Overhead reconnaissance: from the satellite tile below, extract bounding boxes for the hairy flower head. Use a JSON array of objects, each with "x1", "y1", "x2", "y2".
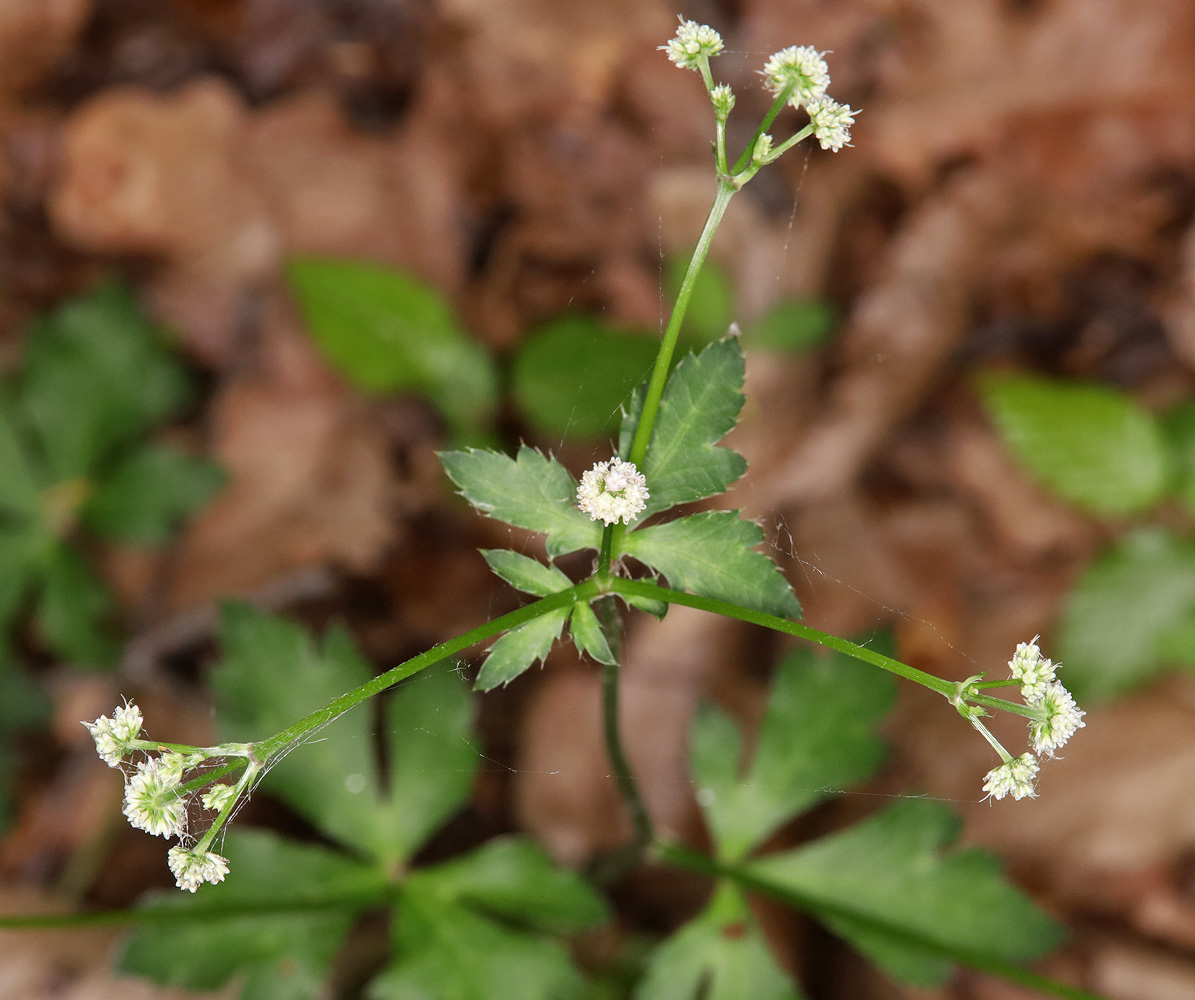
[
  {"x1": 983, "y1": 752, "x2": 1039, "y2": 801},
  {"x1": 577, "y1": 458, "x2": 649, "y2": 526},
  {"x1": 85, "y1": 701, "x2": 144, "y2": 767},
  {"x1": 660, "y1": 19, "x2": 723, "y2": 70},
  {"x1": 168, "y1": 846, "x2": 230, "y2": 893},
  {"x1": 123, "y1": 758, "x2": 186, "y2": 838},
  {"x1": 806, "y1": 97, "x2": 856, "y2": 152},
  {"x1": 1029, "y1": 682, "x2": 1086, "y2": 756},
  {"x1": 761, "y1": 45, "x2": 829, "y2": 107}
]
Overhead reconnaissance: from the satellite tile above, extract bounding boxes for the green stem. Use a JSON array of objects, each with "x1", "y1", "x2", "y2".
[
  {"x1": 627, "y1": 182, "x2": 736, "y2": 472},
  {"x1": 256, "y1": 581, "x2": 599, "y2": 760},
  {"x1": 601, "y1": 656, "x2": 653, "y2": 857},
  {"x1": 605, "y1": 578, "x2": 956, "y2": 698},
  {"x1": 654, "y1": 842, "x2": 1107, "y2": 1000},
  {"x1": 730, "y1": 88, "x2": 794, "y2": 175}
]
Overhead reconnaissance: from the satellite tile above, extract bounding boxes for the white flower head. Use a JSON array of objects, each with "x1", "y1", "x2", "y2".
[
  {"x1": 577, "y1": 458, "x2": 649, "y2": 526},
  {"x1": 85, "y1": 701, "x2": 143, "y2": 767},
  {"x1": 710, "y1": 83, "x2": 735, "y2": 119},
  {"x1": 660, "y1": 19, "x2": 724, "y2": 71},
  {"x1": 122, "y1": 758, "x2": 186, "y2": 839},
  {"x1": 983, "y1": 752, "x2": 1040, "y2": 801},
  {"x1": 761, "y1": 45, "x2": 830, "y2": 108},
  {"x1": 1008, "y1": 637, "x2": 1057, "y2": 702},
  {"x1": 168, "y1": 845, "x2": 230, "y2": 893},
  {"x1": 806, "y1": 97, "x2": 857, "y2": 152},
  {"x1": 1029, "y1": 682, "x2": 1086, "y2": 756}
]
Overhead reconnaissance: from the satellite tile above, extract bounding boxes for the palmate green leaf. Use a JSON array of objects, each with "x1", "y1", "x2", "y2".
[
  {"x1": 512, "y1": 315, "x2": 658, "y2": 438},
  {"x1": 18, "y1": 281, "x2": 191, "y2": 480},
  {"x1": 215, "y1": 606, "x2": 478, "y2": 866},
  {"x1": 1056, "y1": 527, "x2": 1195, "y2": 700},
  {"x1": 419, "y1": 836, "x2": 609, "y2": 935},
  {"x1": 440, "y1": 446, "x2": 601, "y2": 557},
  {"x1": 979, "y1": 373, "x2": 1170, "y2": 516},
  {"x1": 82, "y1": 444, "x2": 225, "y2": 544},
  {"x1": 622, "y1": 511, "x2": 798, "y2": 619},
  {"x1": 692, "y1": 646, "x2": 894, "y2": 861},
  {"x1": 636, "y1": 884, "x2": 801, "y2": 1000},
  {"x1": 119, "y1": 829, "x2": 384, "y2": 1000},
  {"x1": 288, "y1": 257, "x2": 498, "y2": 436},
  {"x1": 619, "y1": 338, "x2": 748, "y2": 518},
  {"x1": 371, "y1": 879, "x2": 588, "y2": 1000},
  {"x1": 475, "y1": 608, "x2": 570, "y2": 691},
  {"x1": 748, "y1": 799, "x2": 1063, "y2": 986},
  {"x1": 481, "y1": 549, "x2": 571, "y2": 596}
]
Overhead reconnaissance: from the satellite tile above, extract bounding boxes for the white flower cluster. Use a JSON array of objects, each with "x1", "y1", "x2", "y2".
[
  {"x1": 85, "y1": 699, "x2": 237, "y2": 892},
  {"x1": 660, "y1": 18, "x2": 724, "y2": 70},
  {"x1": 761, "y1": 45, "x2": 830, "y2": 107},
  {"x1": 981, "y1": 640, "x2": 1086, "y2": 801},
  {"x1": 576, "y1": 458, "x2": 649, "y2": 526},
  {"x1": 806, "y1": 97, "x2": 857, "y2": 152},
  {"x1": 660, "y1": 24, "x2": 858, "y2": 161}
]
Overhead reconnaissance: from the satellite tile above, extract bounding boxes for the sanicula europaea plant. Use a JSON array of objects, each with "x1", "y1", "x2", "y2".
[{"x1": 69, "y1": 19, "x2": 1096, "y2": 999}]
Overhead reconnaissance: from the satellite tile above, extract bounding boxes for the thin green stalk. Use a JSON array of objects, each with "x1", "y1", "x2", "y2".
[
  {"x1": 627, "y1": 182, "x2": 736, "y2": 472},
  {"x1": 654, "y1": 842, "x2": 1106, "y2": 1000},
  {"x1": 605, "y1": 578, "x2": 956, "y2": 699},
  {"x1": 256, "y1": 581, "x2": 599, "y2": 760},
  {"x1": 601, "y1": 656, "x2": 653, "y2": 855}
]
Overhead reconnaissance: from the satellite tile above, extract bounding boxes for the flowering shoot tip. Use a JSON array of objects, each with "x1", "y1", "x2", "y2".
[
  {"x1": 660, "y1": 19, "x2": 724, "y2": 71},
  {"x1": 761, "y1": 45, "x2": 830, "y2": 108},
  {"x1": 577, "y1": 458, "x2": 649, "y2": 526}
]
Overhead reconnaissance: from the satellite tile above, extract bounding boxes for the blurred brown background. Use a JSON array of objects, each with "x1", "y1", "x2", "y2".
[{"x1": 2, "y1": 0, "x2": 1195, "y2": 997}]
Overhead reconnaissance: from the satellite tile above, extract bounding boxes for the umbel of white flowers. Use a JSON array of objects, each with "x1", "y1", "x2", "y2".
[
  {"x1": 660, "y1": 19, "x2": 857, "y2": 154},
  {"x1": 85, "y1": 702, "x2": 260, "y2": 891},
  {"x1": 577, "y1": 458, "x2": 649, "y2": 526},
  {"x1": 973, "y1": 638, "x2": 1086, "y2": 801}
]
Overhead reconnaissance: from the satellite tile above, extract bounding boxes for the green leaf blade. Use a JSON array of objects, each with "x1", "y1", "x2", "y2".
[
  {"x1": 979, "y1": 373, "x2": 1169, "y2": 516},
  {"x1": 288, "y1": 257, "x2": 497, "y2": 436},
  {"x1": 82, "y1": 445, "x2": 224, "y2": 544},
  {"x1": 440, "y1": 446, "x2": 601, "y2": 557},
  {"x1": 624, "y1": 338, "x2": 748, "y2": 518},
  {"x1": 1056, "y1": 527, "x2": 1195, "y2": 700},
  {"x1": 512, "y1": 316, "x2": 658, "y2": 438},
  {"x1": 622, "y1": 511, "x2": 798, "y2": 619},
  {"x1": 748, "y1": 799, "x2": 1063, "y2": 986},
  {"x1": 481, "y1": 549, "x2": 571, "y2": 597},
  {"x1": 569, "y1": 600, "x2": 616, "y2": 664},
  {"x1": 475, "y1": 609, "x2": 569, "y2": 691}
]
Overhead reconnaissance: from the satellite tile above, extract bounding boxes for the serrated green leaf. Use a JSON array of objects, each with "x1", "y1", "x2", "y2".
[
  {"x1": 19, "y1": 281, "x2": 191, "y2": 480},
  {"x1": 213, "y1": 604, "x2": 384, "y2": 859},
  {"x1": 36, "y1": 543, "x2": 116, "y2": 666},
  {"x1": 82, "y1": 444, "x2": 224, "y2": 544},
  {"x1": 618, "y1": 588, "x2": 668, "y2": 620},
  {"x1": 288, "y1": 257, "x2": 497, "y2": 436},
  {"x1": 481, "y1": 549, "x2": 572, "y2": 597},
  {"x1": 744, "y1": 299, "x2": 836, "y2": 353},
  {"x1": 420, "y1": 836, "x2": 609, "y2": 935},
  {"x1": 979, "y1": 373, "x2": 1169, "y2": 516},
  {"x1": 371, "y1": 879, "x2": 587, "y2": 1000},
  {"x1": 440, "y1": 446, "x2": 601, "y2": 557},
  {"x1": 475, "y1": 609, "x2": 569, "y2": 691},
  {"x1": 665, "y1": 256, "x2": 734, "y2": 348},
  {"x1": 620, "y1": 339, "x2": 748, "y2": 518},
  {"x1": 636, "y1": 883, "x2": 802, "y2": 1000},
  {"x1": 512, "y1": 316, "x2": 658, "y2": 438},
  {"x1": 119, "y1": 829, "x2": 382, "y2": 1000},
  {"x1": 748, "y1": 799, "x2": 1062, "y2": 986},
  {"x1": 569, "y1": 600, "x2": 616, "y2": 664},
  {"x1": 622, "y1": 511, "x2": 798, "y2": 619},
  {"x1": 1056, "y1": 527, "x2": 1195, "y2": 700},
  {"x1": 692, "y1": 646, "x2": 894, "y2": 860},
  {"x1": 382, "y1": 667, "x2": 478, "y2": 863}
]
